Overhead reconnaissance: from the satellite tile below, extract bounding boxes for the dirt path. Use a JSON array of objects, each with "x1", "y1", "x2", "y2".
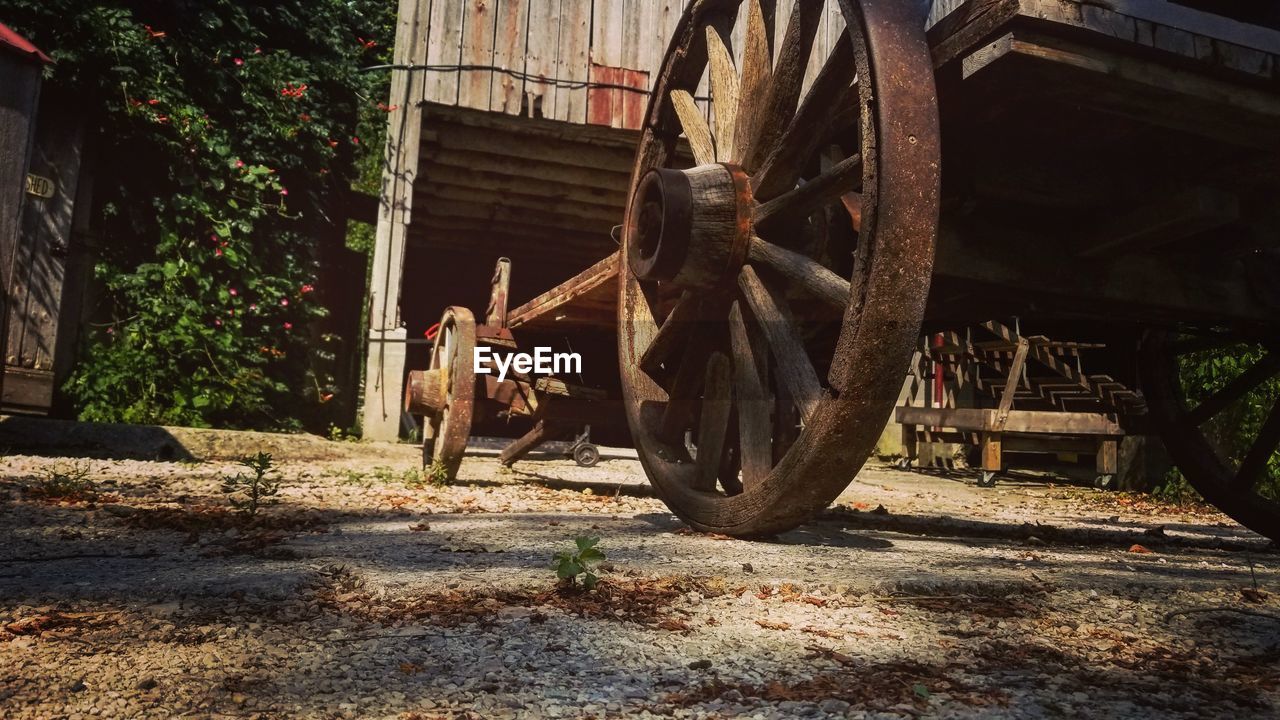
[{"x1": 1, "y1": 446, "x2": 1276, "y2": 719}]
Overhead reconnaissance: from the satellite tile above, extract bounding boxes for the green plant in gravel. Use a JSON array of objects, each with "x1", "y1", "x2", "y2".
[
  {"x1": 6, "y1": 1, "x2": 395, "y2": 431},
  {"x1": 424, "y1": 460, "x2": 451, "y2": 487},
  {"x1": 553, "y1": 536, "x2": 606, "y2": 590},
  {"x1": 1151, "y1": 468, "x2": 1204, "y2": 505},
  {"x1": 221, "y1": 452, "x2": 280, "y2": 516},
  {"x1": 34, "y1": 464, "x2": 97, "y2": 502}
]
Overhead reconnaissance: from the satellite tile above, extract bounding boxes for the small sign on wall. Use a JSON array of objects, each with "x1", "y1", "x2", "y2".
[{"x1": 25, "y1": 174, "x2": 54, "y2": 199}]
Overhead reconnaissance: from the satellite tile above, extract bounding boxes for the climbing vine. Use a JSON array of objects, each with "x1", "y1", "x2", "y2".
[{"x1": 8, "y1": 0, "x2": 394, "y2": 429}]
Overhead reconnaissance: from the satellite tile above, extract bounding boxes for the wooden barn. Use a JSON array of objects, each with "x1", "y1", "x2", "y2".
[{"x1": 362, "y1": 0, "x2": 875, "y2": 440}]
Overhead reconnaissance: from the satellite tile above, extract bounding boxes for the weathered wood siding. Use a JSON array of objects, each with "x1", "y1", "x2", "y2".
[
  {"x1": 4, "y1": 93, "x2": 88, "y2": 414},
  {"x1": 0, "y1": 51, "x2": 46, "y2": 408},
  {"x1": 418, "y1": 0, "x2": 858, "y2": 129},
  {"x1": 414, "y1": 0, "x2": 1280, "y2": 130}
]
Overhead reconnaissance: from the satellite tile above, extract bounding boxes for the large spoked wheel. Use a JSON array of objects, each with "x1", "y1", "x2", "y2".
[
  {"x1": 416, "y1": 306, "x2": 476, "y2": 481},
  {"x1": 619, "y1": 0, "x2": 940, "y2": 535},
  {"x1": 1140, "y1": 330, "x2": 1280, "y2": 543}
]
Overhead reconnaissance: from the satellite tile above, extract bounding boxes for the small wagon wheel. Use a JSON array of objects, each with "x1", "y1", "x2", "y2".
[
  {"x1": 618, "y1": 0, "x2": 940, "y2": 535},
  {"x1": 1140, "y1": 330, "x2": 1280, "y2": 542},
  {"x1": 412, "y1": 306, "x2": 476, "y2": 481}
]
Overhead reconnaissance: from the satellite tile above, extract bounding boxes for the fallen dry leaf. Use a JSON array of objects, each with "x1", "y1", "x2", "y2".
[
  {"x1": 1240, "y1": 588, "x2": 1268, "y2": 603},
  {"x1": 756, "y1": 619, "x2": 791, "y2": 631},
  {"x1": 804, "y1": 644, "x2": 857, "y2": 667},
  {"x1": 1127, "y1": 544, "x2": 1153, "y2": 554}
]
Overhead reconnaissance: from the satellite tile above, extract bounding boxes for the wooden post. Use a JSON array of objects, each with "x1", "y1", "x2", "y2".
[
  {"x1": 980, "y1": 432, "x2": 1002, "y2": 472},
  {"x1": 1096, "y1": 437, "x2": 1119, "y2": 475},
  {"x1": 361, "y1": 0, "x2": 429, "y2": 441}
]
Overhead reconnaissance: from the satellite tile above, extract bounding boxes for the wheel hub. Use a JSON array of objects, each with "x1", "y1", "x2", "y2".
[
  {"x1": 627, "y1": 163, "x2": 753, "y2": 288},
  {"x1": 404, "y1": 368, "x2": 447, "y2": 416}
]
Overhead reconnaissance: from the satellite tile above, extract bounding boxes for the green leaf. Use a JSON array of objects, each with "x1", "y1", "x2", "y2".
[
  {"x1": 913, "y1": 683, "x2": 930, "y2": 700},
  {"x1": 555, "y1": 561, "x2": 581, "y2": 580},
  {"x1": 575, "y1": 536, "x2": 599, "y2": 552},
  {"x1": 582, "y1": 572, "x2": 598, "y2": 590},
  {"x1": 577, "y1": 548, "x2": 605, "y2": 564}
]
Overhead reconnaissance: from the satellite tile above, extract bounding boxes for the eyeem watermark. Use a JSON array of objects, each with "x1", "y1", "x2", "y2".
[{"x1": 475, "y1": 346, "x2": 582, "y2": 382}]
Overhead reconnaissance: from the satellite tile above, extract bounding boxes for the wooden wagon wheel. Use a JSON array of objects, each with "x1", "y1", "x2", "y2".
[
  {"x1": 618, "y1": 0, "x2": 940, "y2": 535},
  {"x1": 1140, "y1": 331, "x2": 1280, "y2": 542},
  {"x1": 410, "y1": 306, "x2": 476, "y2": 481}
]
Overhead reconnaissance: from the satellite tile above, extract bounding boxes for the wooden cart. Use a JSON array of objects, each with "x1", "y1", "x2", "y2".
[
  {"x1": 407, "y1": 0, "x2": 1280, "y2": 542},
  {"x1": 896, "y1": 320, "x2": 1147, "y2": 487}
]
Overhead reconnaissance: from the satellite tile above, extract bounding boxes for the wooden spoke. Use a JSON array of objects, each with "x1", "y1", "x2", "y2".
[
  {"x1": 752, "y1": 36, "x2": 855, "y2": 201},
  {"x1": 748, "y1": 236, "x2": 849, "y2": 309},
  {"x1": 718, "y1": 422, "x2": 745, "y2": 496},
  {"x1": 705, "y1": 25, "x2": 739, "y2": 162},
  {"x1": 754, "y1": 154, "x2": 863, "y2": 233},
  {"x1": 741, "y1": 0, "x2": 824, "y2": 172},
  {"x1": 1185, "y1": 353, "x2": 1280, "y2": 426},
  {"x1": 729, "y1": 301, "x2": 773, "y2": 487},
  {"x1": 640, "y1": 292, "x2": 701, "y2": 381},
  {"x1": 695, "y1": 352, "x2": 734, "y2": 490},
  {"x1": 738, "y1": 265, "x2": 823, "y2": 423},
  {"x1": 671, "y1": 89, "x2": 716, "y2": 166},
  {"x1": 772, "y1": 367, "x2": 801, "y2": 464},
  {"x1": 659, "y1": 323, "x2": 717, "y2": 442},
  {"x1": 841, "y1": 192, "x2": 863, "y2": 233},
  {"x1": 732, "y1": 0, "x2": 772, "y2": 164},
  {"x1": 1235, "y1": 399, "x2": 1280, "y2": 490}
]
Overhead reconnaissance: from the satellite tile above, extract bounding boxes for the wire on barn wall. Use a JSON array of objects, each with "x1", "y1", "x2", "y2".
[{"x1": 360, "y1": 63, "x2": 712, "y2": 101}]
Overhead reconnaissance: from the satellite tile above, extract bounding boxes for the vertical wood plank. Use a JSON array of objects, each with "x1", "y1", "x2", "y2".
[
  {"x1": 425, "y1": 0, "x2": 466, "y2": 104},
  {"x1": 555, "y1": 0, "x2": 591, "y2": 122},
  {"x1": 773, "y1": 0, "x2": 795, "y2": 67},
  {"x1": 458, "y1": 0, "x2": 498, "y2": 109},
  {"x1": 587, "y1": 63, "x2": 617, "y2": 126},
  {"x1": 491, "y1": 0, "x2": 532, "y2": 114},
  {"x1": 803, "y1": 0, "x2": 834, "y2": 92},
  {"x1": 8, "y1": 100, "x2": 84, "y2": 385},
  {"x1": 618, "y1": 0, "x2": 648, "y2": 128},
  {"x1": 590, "y1": 0, "x2": 625, "y2": 126},
  {"x1": 523, "y1": 0, "x2": 562, "y2": 118}
]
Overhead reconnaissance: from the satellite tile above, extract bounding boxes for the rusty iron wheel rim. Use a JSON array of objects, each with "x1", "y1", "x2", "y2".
[
  {"x1": 1140, "y1": 330, "x2": 1280, "y2": 542},
  {"x1": 423, "y1": 306, "x2": 476, "y2": 480},
  {"x1": 617, "y1": 0, "x2": 941, "y2": 536}
]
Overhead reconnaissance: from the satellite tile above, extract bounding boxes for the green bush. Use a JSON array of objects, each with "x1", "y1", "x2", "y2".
[{"x1": 7, "y1": 1, "x2": 394, "y2": 429}]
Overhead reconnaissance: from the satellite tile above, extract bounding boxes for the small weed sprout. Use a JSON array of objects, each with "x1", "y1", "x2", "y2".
[
  {"x1": 424, "y1": 460, "x2": 450, "y2": 487},
  {"x1": 34, "y1": 463, "x2": 96, "y2": 501},
  {"x1": 552, "y1": 536, "x2": 606, "y2": 590},
  {"x1": 221, "y1": 452, "x2": 280, "y2": 516}
]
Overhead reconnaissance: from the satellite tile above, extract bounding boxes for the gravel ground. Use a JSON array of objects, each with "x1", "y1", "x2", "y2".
[{"x1": 1, "y1": 443, "x2": 1277, "y2": 719}]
